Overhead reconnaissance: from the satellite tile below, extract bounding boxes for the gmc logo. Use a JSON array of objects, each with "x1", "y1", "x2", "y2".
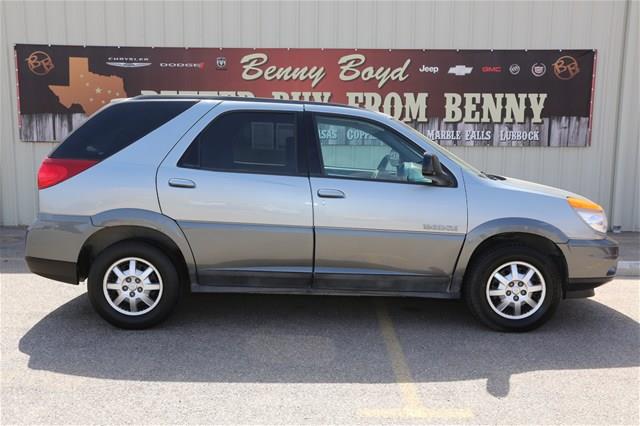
[{"x1": 482, "y1": 66, "x2": 502, "y2": 73}]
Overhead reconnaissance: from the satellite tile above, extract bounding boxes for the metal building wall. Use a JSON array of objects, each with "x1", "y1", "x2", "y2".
[
  {"x1": 610, "y1": 0, "x2": 639, "y2": 231},
  {"x1": 1, "y1": 1, "x2": 638, "y2": 229}
]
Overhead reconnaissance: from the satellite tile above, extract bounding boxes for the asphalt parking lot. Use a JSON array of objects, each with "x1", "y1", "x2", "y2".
[{"x1": 1, "y1": 227, "x2": 639, "y2": 425}]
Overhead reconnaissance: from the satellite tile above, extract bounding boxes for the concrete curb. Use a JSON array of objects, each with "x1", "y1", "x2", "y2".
[{"x1": 617, "y1": 261, "x2": 640, "y2": 277}]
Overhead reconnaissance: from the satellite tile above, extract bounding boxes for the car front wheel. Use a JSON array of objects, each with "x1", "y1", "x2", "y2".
[{"x1": 464, "y1": 245, "x2": 562, "y2": 331}]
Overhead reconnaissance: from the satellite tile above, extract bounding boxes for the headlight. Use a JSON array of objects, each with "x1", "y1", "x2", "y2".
[{"x1": 567, "y1": 197, "x2": 608, "y2": 234}]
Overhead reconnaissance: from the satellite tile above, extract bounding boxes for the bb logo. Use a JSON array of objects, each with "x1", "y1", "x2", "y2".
[
  {"x1": 552, "y1": 56, "x2": 580, "y2": 80},
  {"x1": 509, "y1": 64, "x2": 520, "y2": 75},
  {"x1": 26, "y1": 51, "x2": 54, "y2": 76},
  {"x1": 216, "y1": 56, "x2": 227, "y2": 70}
]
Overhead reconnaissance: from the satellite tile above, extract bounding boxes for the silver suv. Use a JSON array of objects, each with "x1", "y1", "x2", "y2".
[{"x1": 26, "y1": 96, "x2": 618, "y2": 331}]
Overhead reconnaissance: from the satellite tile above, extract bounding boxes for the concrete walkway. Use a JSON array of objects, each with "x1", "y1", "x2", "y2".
[{"x1": 611, "y1": 232, "x2": 640, "y2": 276}]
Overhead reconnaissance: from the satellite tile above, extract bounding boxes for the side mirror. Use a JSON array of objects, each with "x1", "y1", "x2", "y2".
[{"x1": 422, "y1": 153, "x2": 452, "y2": 186}]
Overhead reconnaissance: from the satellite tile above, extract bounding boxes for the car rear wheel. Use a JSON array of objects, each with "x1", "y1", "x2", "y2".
[
  {"x1": 464, "y1": 245, "x2": 562, "y2": 331},
  {"x1": 87, "y1": 241, "x2": 180, "y2": 329}
]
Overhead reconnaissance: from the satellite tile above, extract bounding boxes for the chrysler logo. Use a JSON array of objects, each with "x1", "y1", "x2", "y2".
[
  {"x1": 106, "y1": 57, "x2": 151, "y2": 68},
  {"x1": 106, "y1": 62, "x2": 151, "y2": 68}
]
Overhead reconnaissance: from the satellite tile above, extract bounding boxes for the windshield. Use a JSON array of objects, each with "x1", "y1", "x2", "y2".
[{"x1": 395, "y1": 120, "x2": 486, "y2": 177}]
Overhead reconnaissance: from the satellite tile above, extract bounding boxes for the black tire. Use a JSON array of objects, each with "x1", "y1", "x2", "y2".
[
  {"x1": 463, "y1": 244, "x2": 562, "y2": 332},
  {"x1": 87, "y1": 241, "x2": 181, "y2": 329}
]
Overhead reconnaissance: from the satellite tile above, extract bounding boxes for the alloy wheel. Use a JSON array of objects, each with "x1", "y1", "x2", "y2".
[
  {"x1": 102, "y1": 257, "x2": 163, "y2": 316},
  {"x1": 485, "y1": 261, "x2": 546, "y2": 320}
]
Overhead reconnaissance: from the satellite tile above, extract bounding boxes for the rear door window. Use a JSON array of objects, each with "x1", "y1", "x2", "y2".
[
  {"x1": 51, "y1": 101, "x2": 196, "y2": 160},
  {"x1": 179, "y1": 111, "x2": 302, "y2": 175}
]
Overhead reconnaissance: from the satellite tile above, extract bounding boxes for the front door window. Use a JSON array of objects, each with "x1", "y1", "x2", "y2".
[{"x1": 315, "y1": 115, "x2": 429, "y2": 184}]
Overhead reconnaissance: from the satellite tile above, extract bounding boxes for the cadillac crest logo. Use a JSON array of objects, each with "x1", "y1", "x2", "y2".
[{"x1": 531, "y1": 62, "x2": 547, "y2": 77}]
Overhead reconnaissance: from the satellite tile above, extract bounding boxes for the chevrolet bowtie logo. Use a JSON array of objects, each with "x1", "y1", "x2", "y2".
[{"x1": 448, "y1": 65, "x2": 473, "y2": 76}]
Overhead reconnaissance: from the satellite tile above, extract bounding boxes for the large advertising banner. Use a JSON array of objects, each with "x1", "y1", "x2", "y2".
[{"x1": 15, "y1": 44, "x2": 595, "y2": 146}]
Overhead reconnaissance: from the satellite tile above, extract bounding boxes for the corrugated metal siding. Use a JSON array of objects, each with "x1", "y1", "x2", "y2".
[
  {"x1": 611, "y1": 0, "x2": 639, "y2": 231},
  {"x1": 1, "y1": 0, "x2": 637, "y2": 229}
]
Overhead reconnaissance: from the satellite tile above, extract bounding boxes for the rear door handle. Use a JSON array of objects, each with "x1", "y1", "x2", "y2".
[
  {"x1": 317, "y1": 189, "x2": 346, "y2": 199},
  {"x1": 168, "y1": 178, "x2": 196, "y2": 188}
]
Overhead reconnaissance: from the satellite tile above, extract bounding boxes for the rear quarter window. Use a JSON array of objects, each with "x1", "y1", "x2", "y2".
[{"x1": 50, "y1": 101, "x2": 196, "y2": 160}]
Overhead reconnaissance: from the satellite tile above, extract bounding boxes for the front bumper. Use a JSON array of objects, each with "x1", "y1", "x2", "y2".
[{"x1": 559, "y1": 236, "x2": 618, "y2": 298}]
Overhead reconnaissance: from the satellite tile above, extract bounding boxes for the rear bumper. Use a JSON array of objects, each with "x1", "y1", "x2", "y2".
[
  {"x1": 25, "y1": 214, "x2": 97, "y2": 284},
  {"x1": 559, "y1": 237, "x2": 618, "y2": 298},
  {"x1": 25, "y1": 256, "x2": 78, "y2": 284}
]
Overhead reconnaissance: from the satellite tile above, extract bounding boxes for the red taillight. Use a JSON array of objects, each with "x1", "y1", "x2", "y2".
[{"x1": 37, "y1": 158, "x2": 98, "y2": 190}]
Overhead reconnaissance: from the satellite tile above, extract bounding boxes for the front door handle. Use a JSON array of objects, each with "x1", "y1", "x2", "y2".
[
  {"x1": 168, "y1": 178, "x2": 196, "y2": 189},
  {"x1": 317, "y1": 189, "x2": 346, "y2": 199}
]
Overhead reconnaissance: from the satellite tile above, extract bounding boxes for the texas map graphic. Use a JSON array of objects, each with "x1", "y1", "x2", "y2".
[{"x1": 49, "y1": 57, "x2": 127, "y2": 115}]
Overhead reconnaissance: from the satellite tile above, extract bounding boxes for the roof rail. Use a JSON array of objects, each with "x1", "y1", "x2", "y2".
[{"x1": 132, "y1": 94, "x2": 361, "y2": 109}]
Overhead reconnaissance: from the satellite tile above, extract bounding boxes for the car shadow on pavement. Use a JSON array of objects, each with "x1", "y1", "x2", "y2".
[{"x1": 19, "y1": 290, "x2": 640, "y2": 398}]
